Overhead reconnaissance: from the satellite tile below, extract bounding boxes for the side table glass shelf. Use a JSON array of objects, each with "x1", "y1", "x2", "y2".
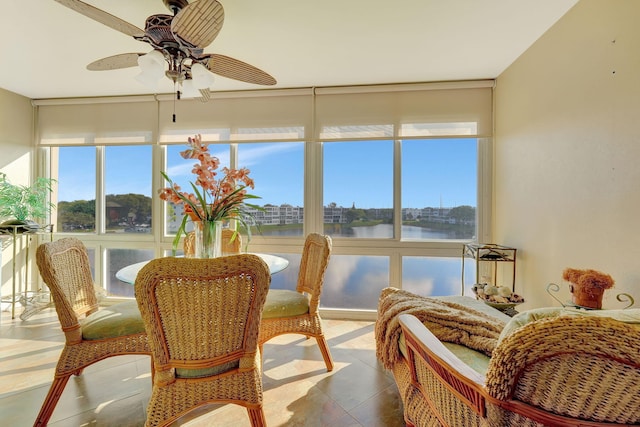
[
  {"x1": 462, "y1": 243, "x2": 520, "y2": 316},
  {"x1": 0, "y1": 224, "x2": 53, "y2": 320}
]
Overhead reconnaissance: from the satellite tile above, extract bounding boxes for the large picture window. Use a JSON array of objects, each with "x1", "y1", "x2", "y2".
[{"x1": 37, "y1": 82, "x2": 493, "y2": 311}]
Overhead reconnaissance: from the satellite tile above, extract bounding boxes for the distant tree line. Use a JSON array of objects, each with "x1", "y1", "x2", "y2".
[{"x1": 58, "y1": 193, "x2": 152, "y2": 231}]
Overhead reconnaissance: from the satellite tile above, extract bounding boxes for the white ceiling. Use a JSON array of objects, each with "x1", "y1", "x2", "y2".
[{"x1": 2, "y1": 0, "x2": 579, "y2": 100}]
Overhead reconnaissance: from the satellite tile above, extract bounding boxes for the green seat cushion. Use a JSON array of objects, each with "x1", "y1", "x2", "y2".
[
  {"x1": 261, "y1": 289, "x2": 309, "y2": 319},
  {"x1": 442, "y1": 342, "x2": 491, "y2": 374},
  {"x1": 176, "y1": 360, "x2": 239, "y2": 379},
  {"x1": 81, "y1": 300, "x2": 146, "y2": 340},
  {"x1": 398, "y1": 332, "x2": 491, "y2": 375}
]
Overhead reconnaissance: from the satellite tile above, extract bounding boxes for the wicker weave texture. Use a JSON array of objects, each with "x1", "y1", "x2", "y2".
[
  {"x1": 33, "y1": 237, "x2": 151, "y2": 427},
  {"x1": 392, "y1": 361, "x2": 442, "y2": 427},
  {"x1": 486, "y1": 315, "x2": 640, "y2": 424},
  {"x1": 37, "y1": 237, "x2": 99, "y2": 332},
  {"x1": 415, "y1": 359, "x2": 484, "y2": 426},
  {"x1": 382, "y1": 299, "x2": 640, "y2": 427},
  {"x1": 135, "y1": 254, "x2": 270, "y2": 427},
  {"x1": 258, "y1": 233, "x2": 334, "y2": 372}
]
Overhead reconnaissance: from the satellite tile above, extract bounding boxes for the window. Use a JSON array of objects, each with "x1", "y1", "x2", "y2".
[
  {"x1": 402, "y1": 256, "x2": 470, "y2": 296},
  {"x1": 401, "y1": 138, "x2": 477, "y2": 240},
  {"x1": 323, "y1": 255, "x2": 390, "y2": 309},
  {"x1": 105, "y1": 248, "x2": 154, "y2": 298},
  {"x1": 105, "y1": 146, "x2": 152, "y2": 234},
  {"x1": 237, "y1": 142, "x2": 304, "y2": 236},
  {"x1": 55, "y1": 146, "x2": 96, "y2": 233},
  {"x1": 323, "y1": 140, "x2": 394, "y2": 238}
]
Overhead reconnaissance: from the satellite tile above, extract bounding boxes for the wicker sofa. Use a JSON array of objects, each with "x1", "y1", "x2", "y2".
[{"x1": 375, "y1": 287, "x2": 640, "y2": 427}]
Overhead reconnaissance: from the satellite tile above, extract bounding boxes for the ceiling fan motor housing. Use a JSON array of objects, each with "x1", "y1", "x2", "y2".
[
  {"x1": 144, "y1": 15, "x2": 176, "y2": 46},
  {"x1": 163, "y1": 0, "x2": 190, "y2": 14}
]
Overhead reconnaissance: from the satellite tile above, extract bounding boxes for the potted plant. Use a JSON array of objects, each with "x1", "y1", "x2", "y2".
[{"x1": 0, "y1": 172, "x2": 56, "y2": 233}]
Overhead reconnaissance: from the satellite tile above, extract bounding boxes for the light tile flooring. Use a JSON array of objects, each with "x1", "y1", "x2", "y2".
[{"x1": 0, "y1": 307, "x2": 405, "y2": 426}]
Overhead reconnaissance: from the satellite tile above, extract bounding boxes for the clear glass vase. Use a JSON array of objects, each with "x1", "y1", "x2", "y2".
[{"x1": 194, "y1": 220, "x2": 222, "y2": 258}]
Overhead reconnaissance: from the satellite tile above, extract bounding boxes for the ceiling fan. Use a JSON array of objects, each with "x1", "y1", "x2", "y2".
[{"x1": 54, "y1": 0, "x2": 277, "y2": 102}]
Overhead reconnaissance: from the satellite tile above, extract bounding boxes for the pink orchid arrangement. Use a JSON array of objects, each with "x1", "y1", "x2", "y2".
[{"x1": 159, "y1": 134, "x2": 262, "y2": 249}]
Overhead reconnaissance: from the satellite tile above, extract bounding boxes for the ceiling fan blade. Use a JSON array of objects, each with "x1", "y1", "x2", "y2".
[
  {"x1": 171, "y1": 0, "x2": 224, "y2": 48},
  {"x1": 87, "y1": 53, "x2": 145, "y2": 71},
  {"x1": 54, "y1": 0, "x2": 145, "y2": 38},
  {"x1": 198, "y1": 88, "x2": 211, "y2": 102},
  {"x1": 205, "y1": 54, "x2": 277, "y2": 86}
]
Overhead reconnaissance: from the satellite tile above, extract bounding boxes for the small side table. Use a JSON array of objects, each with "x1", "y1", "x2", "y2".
[
  {"x1": 0, "y1": 224, "x2": 53, "y2": 319},
  {"x1": 462, "y1": 243, "x2": 517, "y2": 293}
]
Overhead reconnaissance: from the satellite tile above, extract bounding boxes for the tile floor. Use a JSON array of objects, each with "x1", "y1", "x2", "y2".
[{"x1": 0, "y1": 307, "x2": 405, "y2": 426}]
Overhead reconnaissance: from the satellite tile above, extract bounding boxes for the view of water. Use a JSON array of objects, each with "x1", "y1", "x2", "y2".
[
  {"x1": 352, "y1": 224, "x2": 456, "y2": 239},
  {"x1": 106, "y1": 224, "x2": 470, "y2": 309}
]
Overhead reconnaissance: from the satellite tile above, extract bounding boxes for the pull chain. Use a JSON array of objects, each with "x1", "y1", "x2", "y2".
[{"x1": 172, "y1": 81, "x2": 177, "y2": 123}]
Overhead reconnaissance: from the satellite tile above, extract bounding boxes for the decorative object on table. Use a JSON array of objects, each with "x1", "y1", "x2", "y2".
[
  {"x1": 0, "y1": 172, "x2": 56, "y2": 233},
  {"x1": 562, "y1": 267, "x2": 615, "y2": 309},
  {"x1": 472, "y1": 282, "x2": 524, "y2": 310},
  {"x1": 461, "y1": 243, "x2": 516, "y2": 296},
  {"x1": 183, "y1": 227, "x2": 243, "y2": 257},
  {"x1": 159, "y1": 134, "x2": 262, "y2": 257}
]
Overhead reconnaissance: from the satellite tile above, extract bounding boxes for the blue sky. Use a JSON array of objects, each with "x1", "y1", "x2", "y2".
[{"x1": 58, "y1": 138, "x2": 477, "y2": 208}]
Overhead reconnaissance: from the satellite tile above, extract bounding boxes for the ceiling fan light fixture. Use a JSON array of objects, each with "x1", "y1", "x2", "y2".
[
  {"x1": 191, "y1": 62, "x2": 215, "y2": 89},
  {"x1": 181, "y1": 79, "x2": 200, "y2": 98},
  {"x1": 135, "y1": 70, "x2": 161, "y2": 90},
  {"x1": 137, "y1": 50, "x2": 166, "y2": 77}
]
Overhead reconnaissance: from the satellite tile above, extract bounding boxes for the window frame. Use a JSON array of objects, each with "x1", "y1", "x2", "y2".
[{"x1": 35, "y1": 83, "x2": 493, "y2": 314}]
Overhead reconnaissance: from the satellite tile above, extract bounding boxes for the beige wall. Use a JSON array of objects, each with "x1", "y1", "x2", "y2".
[
  {"x1": 0, "y1": 87, "x2": 34, "y2": 306},
  {"x1": 0, "y1": 87, "x2": 34, "y2": 179},
  {"x1": 495, "y1": 0, "x2": 640, "y2": 309}
]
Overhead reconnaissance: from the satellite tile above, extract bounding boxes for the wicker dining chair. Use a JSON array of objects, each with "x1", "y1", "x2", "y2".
[
  {"x1": 33, "y1": 237, "x2": 150, "y2": 427},
  {"x1": 135, "y1": 254, "x2": 271, "y2": 427},
  {"x1": 221, "y1": 228, "x2": 243, "y2": 254},
  {"x1": 259, "y1": 233, "x2": 334, "y2": 371},
  {"x1": 183, "y1": 228, "x2": 242, "y2": 257}
]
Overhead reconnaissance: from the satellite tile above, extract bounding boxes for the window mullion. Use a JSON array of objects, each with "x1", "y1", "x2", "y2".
[{"x1": 96, "y1": 146, "x2": 105, "y2": 235}]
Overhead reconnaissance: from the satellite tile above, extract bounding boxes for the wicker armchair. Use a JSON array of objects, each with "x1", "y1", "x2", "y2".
[
  {"x1": 259, "y1": 233, "x2": 334, "y2": 371},
  {"x1": 398, "y1": 313, "x2": 640, "y2": 427},
  {"x1": 135, "y1": 254, "x2": 271, "y2": 427},
  {"x1": 183, "y1": 228, "x2": 242, "y2": 257},
  {"x1": 33, "y1": 237, "x2": 150, "y2": 427}
]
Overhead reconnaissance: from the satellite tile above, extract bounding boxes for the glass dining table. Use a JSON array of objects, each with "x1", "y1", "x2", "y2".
[{"x1": 115, "y1": 253, "x2": 289, "y2": 285}]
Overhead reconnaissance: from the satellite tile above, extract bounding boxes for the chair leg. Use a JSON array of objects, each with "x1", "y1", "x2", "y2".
[
  {"x1": 247, "y1": 407, "x2": 266, "y2": 427},
  {"x1": 315, "y1": 335, "x2": 334, "y2": 372},
  {"x1": 33, "y1": 374, "x2": 71, "y2": 427}
]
